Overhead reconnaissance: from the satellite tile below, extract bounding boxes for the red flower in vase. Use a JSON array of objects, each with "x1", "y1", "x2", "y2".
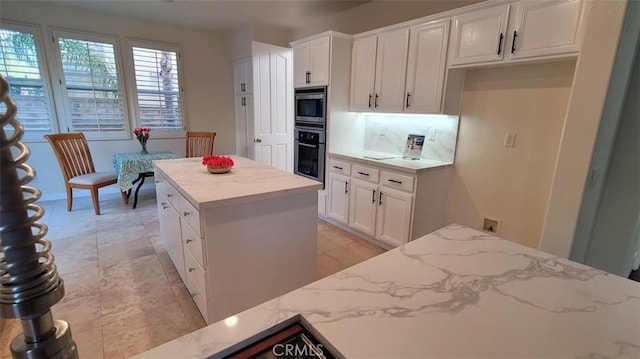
[{"x1": 202, "y1": 155, "x2": 234, "y2": 169}]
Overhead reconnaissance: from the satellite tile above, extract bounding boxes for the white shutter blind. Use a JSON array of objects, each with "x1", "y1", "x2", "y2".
[
  {"x1": 0, "y1": 27, "x2": 54, "y2": 133},
  {"x1": 57, "y1": 37, "x2": 126, "y2": 133},
  {"x1": 132, "y1": 47, "x2": 183, "y2": 130}
]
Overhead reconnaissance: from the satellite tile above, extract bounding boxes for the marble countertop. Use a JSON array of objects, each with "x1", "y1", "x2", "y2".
[
  {"x1": 330, "y1": 151, "x2": 452, "y2": 173},
  {"x1": 153, "y1": 155, "x2": 323, "y2": 210},
  {"x1": 134, "y1": 224, "x2": 640, "y2": 358}
]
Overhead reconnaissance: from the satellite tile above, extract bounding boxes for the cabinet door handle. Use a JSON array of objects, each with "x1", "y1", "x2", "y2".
[
  {"x1": 242, "y1": 97, "x2": 246, "y2": 106},
  {"x1": 333, "y1": 165, "x2": 343, "y2": 170},
  {"x1": 188, "y1": 267, "x2": 195, "y2": 272},
  {"x1": 357, "y1": 171, "x2": 369, "y2": 176},
  {"x1": 368, "y1": 94, "x2": 372, "y2": 108},
  {"x1": 388, "y1": 179, "x2": 402, "y2": 184},
  {"x1": 406, "y1": 92, "x2": 411, "y2": 108},
  {"x1": 161, "y1": 203, "x2": 168, "y2": 210},
  {"x1": 241, "y1": 82, "x2": 245, "y2": 92},
  {"x1": 497, "y1": 32, "x2": 504, "y2": 55},
  {"x1": 511, "y1": 30, "x2": 518, "y2": 54},
  {"x1": 190, "y1": 292, "x2": 198, "y2": 298},
  {"x1": 375, "y1": 94, "x2": 379, "y2": 108},
  {"x1": 183, "y1": 211, "x2": 190, "y2": 217},
  {"x1": 379, "y1": 191, "x2": 383, "y2": 206},
  {"x1": 185, "y1": 238, "x2": 193, "y2": 244},
  {"x1": 306, "y1": 71, "x2": 311, "y2": 84},
  {"x1": 372, "y1": 189, "x2": 376, "y2": 203},
  {"x1": 167, "y1": 194, "x2": 173, "y2": 198},
  {"x1": 345, "y1": 181, "x2": 349, "y2": 194}
]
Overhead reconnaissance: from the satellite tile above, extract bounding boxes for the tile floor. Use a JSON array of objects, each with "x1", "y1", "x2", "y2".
[{"x1": 0, "y1": 189, "x2": 385, "y2": 359}]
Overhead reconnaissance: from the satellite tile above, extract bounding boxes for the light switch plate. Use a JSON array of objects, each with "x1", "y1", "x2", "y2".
[{"x1": 504, "y1": 132, "x2": 516, "y2": 147}]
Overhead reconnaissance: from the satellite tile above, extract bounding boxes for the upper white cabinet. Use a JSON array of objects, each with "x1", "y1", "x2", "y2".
[
  {"x1": 293, "y1": 35, "x2": 330, "y2": 88},
  {"x1": 449, "y1": 5, "x2": 511, "y2": 66},
  {"x1": 404, "y1": 19, "x2": 451, "y2": 113},
  {"x1": 350, "y1": 28, "x2": 409, "y2": 112},
  {"x1": 233, "y1": 59, "x2": 252, "y2": 94},
  {"x1": 509, "y1": 0, "x2": 584, "y2": 60},
  {"x1": 449, "y1": 0, "x2": 585, "y2": 67}
]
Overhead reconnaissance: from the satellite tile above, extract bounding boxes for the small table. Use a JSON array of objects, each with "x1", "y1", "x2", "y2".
[{"x1": 112, "y1": 151, "x2": 180, "y2": 208}]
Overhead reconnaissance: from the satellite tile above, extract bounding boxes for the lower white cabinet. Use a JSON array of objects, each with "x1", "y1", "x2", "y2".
[
  {"x1": 156, "y1": 189, "x2": 185, "y2": 283},
  {"x1": 325, "y1": 156, "x2": 451, "y2": 247}
]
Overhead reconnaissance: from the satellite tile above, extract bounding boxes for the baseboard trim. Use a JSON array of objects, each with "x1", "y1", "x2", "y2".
[{"x1": 317, "y1": 215, "x2": 394, "y2": 251}]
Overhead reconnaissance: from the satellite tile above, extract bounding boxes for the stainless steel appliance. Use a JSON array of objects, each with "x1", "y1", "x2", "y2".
[
  {"x1": 294, "y1": 127, "x2": 325, "y2": 184},
  {"x1": 295, "y1": 86, "x2": 326, "y2": 128},
  {"x1": 294, "y1": 86, "x2": 327, "y2": 185}
]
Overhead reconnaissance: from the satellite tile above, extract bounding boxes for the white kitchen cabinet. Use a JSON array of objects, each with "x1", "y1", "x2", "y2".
[
  {"x1": 350, "y1": 28, "x2": 409, "y2": 112},
  {"x1": 349, "y1": 179, "x2": 378, "y2": 237},
  {"x1": 404, "y1": 19, "x2": 450, "y2": 113},
  {"x1": 322, "y1": 155, "x2": 452, "y2": 248},
  {"x1": 233, "y1": 59, "x2": 252, "y2": 95},
  {"x1": 509, "y1": 0, "x2": 584, "y2": 60},
  {"x1": 156, "y1": 184, "x2": 185, "y2": 282},
  {"x1": 293, "y1": 35, "x2": 330, "y2": 88},
  {"x1": 234, "y1": 93, "x2": 253, "y2": 157},
  {"x1": 449, "y1": 5, "x2": 511, "y2": 66},
  {"x1": 449, "y1": 0, "x2": 585, "y2": 67},
  {"x1": 376, "y1": 188, "x2": 413, "y2": 246},
  {"x1": 327, "y1": 173, "x2": 350, "y2": 225}
]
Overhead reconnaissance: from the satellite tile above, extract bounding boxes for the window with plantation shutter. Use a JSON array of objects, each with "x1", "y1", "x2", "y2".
[
  {"x1": 52, "y1": 30, "x2": 128, "y2": 139},
  {"x1": 130, "y1": 42, "x2": 184, "y2": 131},
  {"x1": 0, "y1": 23, "x2": 57, "y2": 140}
]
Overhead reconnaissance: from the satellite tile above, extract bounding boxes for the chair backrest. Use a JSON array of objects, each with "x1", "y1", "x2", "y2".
[
  {"x1": 44, "y1": 133, "x2": 96, "y2": 182},
  {"x1": 186, "y1": 131, "x2": 216, "y2": 157}
]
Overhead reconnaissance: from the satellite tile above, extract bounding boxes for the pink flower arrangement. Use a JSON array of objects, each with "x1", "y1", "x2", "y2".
[
  {"x1": 202, "y1": 155, "x2": 234, "y2": 169},
  {"x1": 133, "y1": 127, "x2": 151, "y2": 144}
]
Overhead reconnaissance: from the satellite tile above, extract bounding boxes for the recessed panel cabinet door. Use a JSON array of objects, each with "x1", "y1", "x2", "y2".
[
  {"x1": 308, "y1": 36, "x2": 330, "y2": 87},
  {"x1": 405, "y1": 19, "x2": 450, "y2": 113},
  {"x1": 327, "y1": 174, "x2": 350, "y2": 225},
  {"x1": 376, "y1": 188, "x2": 413, "y2": 247},
  {"x1": 374, "y1": 28, "x2": 409, "y2": 112},
  {"x1": 350, "y1": 36, "x2": 377, "y2": 111},
  {"x1": 510, "y1": 0, "x2": 584, "y2": 60},
  {"x1": 293, "y1": 42, "x2": 310, "y2": 88},
  {"x1": 349, "y1": 179, "x2": 377, "y2": 237},
  {"x1": 449, "y1": 5, "x2": 511, "y2": 66},
  {"x1": 157, "y1": 195, "x2": 185, "y2": 282}
]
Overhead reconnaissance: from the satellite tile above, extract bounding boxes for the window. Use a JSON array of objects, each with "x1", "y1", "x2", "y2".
[
  {"x1": 0, "y1": 23, "x2": 57, "y2": 140},
  {"x1": 129, "y1": 41, "x2": 184, "y2": 131},
  {"x1": 52, "y1": 30, "x2": 128, "y2": 139}
]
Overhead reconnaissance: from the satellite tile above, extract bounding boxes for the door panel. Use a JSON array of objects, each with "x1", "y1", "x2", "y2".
[
  {"x1": 374, "y1": 28, "x2": 410, "y2": 112},
  {"x1": 349, "y1": 180, "x2": 377, "y2": 237},
  {"x1": 450, "y1": 5, "x2": 511, "y2": 65},
  {"x1": 350, "y1": 36, "x2": 377, "y2": 111},
  {"x1": 376, "y1": 189, "x2": 413, "y2": 246}
]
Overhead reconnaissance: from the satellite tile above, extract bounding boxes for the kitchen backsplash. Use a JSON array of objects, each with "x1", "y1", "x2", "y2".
[{"x1": 362, "y1": 113, "x2": 459, "y2": 163}]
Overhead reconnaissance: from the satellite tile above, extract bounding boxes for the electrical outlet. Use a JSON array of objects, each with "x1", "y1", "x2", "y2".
[
  {"x1": 428, "y1": 128, "x2": 436, "y2": 141},
  {"x1": 504, "y1": 132, "x2": 516, "y2": 147},
  {"x1": 482, "y1": 217, "x2": 500, "y2": 234}
]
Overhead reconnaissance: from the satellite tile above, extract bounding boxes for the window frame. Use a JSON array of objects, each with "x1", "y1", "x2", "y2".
[
  {"x1": 125, "y1": 38, "x2": 187, "y2": 139},
  {"x1": 49, "y1": 28, "x2": 131, "y2": 140},
  {"x1": 0, "y1": 21, "x2": 59, "y2": 142}
]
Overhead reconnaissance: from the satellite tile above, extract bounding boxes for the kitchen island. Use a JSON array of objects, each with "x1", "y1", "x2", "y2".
[
  {"x1": 152, "y1": 155, "x2": 322, "y2": 324},
  {"x1": 136, "y1": 224, "x2": 640, "y2": 358}
]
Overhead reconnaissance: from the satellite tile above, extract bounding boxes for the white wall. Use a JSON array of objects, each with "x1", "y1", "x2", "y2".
[
  {"x1": 540, "y1": 0, "x2": 628, "y2": 257},
  {"x1": 1, "y1": 1, "x2": 235, "y2": 200},
  {"x1": 448, "y1": 61, "x2": 575, "y2": 249}
]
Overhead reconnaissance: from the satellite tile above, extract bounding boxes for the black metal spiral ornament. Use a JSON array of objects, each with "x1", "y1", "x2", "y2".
[{"x1": 0, "y1": 75, "x2": 78, "y2": 358}]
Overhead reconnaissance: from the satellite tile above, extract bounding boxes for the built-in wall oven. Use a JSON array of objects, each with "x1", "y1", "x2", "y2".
[{"x1": 294, "y1": 86, "x2": 326, "y2": 185}]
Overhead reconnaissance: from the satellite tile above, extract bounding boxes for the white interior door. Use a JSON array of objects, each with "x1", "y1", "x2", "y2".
[{"x1": 252, "y1": 44, "x2": 293, "y2": 172}]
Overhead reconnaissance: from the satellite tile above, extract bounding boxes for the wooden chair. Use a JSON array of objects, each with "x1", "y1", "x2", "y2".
[
  {"x1": 186, "y1": 131, "x2": 216, "y2": 157},
  {"x1": 44, "y1": 133, "x2": 127, "y2": 215}
]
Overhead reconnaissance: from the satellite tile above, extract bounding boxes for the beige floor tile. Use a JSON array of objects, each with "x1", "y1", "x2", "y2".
[
  {"x1": 100, "y1": 274, "x2": 175, "y2": 324},
  {"x1": 99, "y1": 254, "x2": 166, "y2": 291},
  {"x1": 52, "y1": 294, "x2": 101, "y2": 334},
  {"x1": 0, "y1": 318, "x2": 21, "y2": 359},
  {"x1": 96, "y1": 225, "x2": 149, "y2": 248},
  {"x1": 324, "y1": 241, "x2": 383, "y2": 268},
  {"x1": 73, "y1": 323, "x2": 104, "y2": 359},
  {"x1": 317, "y1": 253, "x2": 346, "y2": 279},
  {"x1": 60, "y1": 266, "x2": 100, "y2": 302},
  {"x1": 97, "y1": 239, "x2": 156, "y2": 268}
]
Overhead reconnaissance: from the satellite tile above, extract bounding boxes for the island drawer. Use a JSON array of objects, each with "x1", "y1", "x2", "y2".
[
  {"x1": 184, "y1": 245, "x2": 207, "y2": 294},
  {"x1": 179, "y1": 196, "x2": 202, "y2": 238},
  {"x1": 160, "y1": 181, "x2": 181, "y2": 209},
  {"x1": 380, "y1": 171, "x2": 415, "y2": 193},
  {"x1": 352, "y1": 164, "x2": 379, "y2": 183},
  {"x1": 329, "y1": 159, "x2": 351, "y2": 176},
  {"x1": 182, "y1": 221, "x2": 206, "y2": 269},
  {"x1": 185, "y1": 262, "x2": 209, "y2": 324}
]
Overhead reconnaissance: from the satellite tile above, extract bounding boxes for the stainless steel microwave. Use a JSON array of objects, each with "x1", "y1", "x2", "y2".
[{"x1": 295, "y1": 86, "x2": 326, "y2": 127}]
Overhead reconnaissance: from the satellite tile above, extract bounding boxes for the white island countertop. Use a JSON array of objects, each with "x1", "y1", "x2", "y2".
[
  {"x1": 330, "y1": 151, "x2": 452, "y2": 173},
  {"x1": 153, "y1": 155, "x2": 322, "y2": 210},
  {"x1": 135, "y1": 224, "x2": 640, "y2": 358}
]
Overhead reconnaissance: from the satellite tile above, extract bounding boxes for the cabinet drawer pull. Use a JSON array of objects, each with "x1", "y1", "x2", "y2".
[
  {"x1": 406, "y1": 92, "x2": 411, "y2": 108},
  {"x1": 357, "y1": 171, "x2": 370, "y2": 176},
  {"x1": 305, "y1": 71, "x2": 311, "y2": 84},
  {"x1": 374, "y1": 94, "x2": 379, "y2": 108},
  {"x1": 511, "y1": 30, "x2": 518, "y2": 54},
  {"x1": 162, "y1": 204, "x2": 168, "y2": 210},
  {"x1": 379, "y1": 191, "x2": 383, "y2": 206},
  {"x1": 188, "y1": 267, "x2": 195, "y2": 272},
  {"x1": 167, "y1": 193, "x2": 173, "y2": 198},
  {"x1": 497, "y1": 32, "x2": 504, "y2": 55},
  {"x1": 155, "y1": 180, "x2": 160, "y2": 184},
  {"x1": 368, "y1": 94, "x2": 372, "y2": 108},
  {"x1": 388, "y1": 179, "x2": 403, "y2": 184},
  {"x1": 372, "y1": 189, "x2": 376, "y2": 203},
  {"x1": 185, "y1": 238, "x2": 193, "y2": 244},
  {"x1": 345, "y1": 181, "x2": 349, "y2": 194},
  {"x1": 333, "y1": 165, "x2": 343, "y2": 170},
  {"x1": 190, "y1": 292, "x2": 198, "y2": 298},
  {"x1": 183, "y1": 211, "x2": 190, "y2": 217}
]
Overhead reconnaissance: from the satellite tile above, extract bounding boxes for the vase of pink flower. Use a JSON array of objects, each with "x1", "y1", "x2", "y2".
[
  {"x1": 133, "y1": 127, "x2": 151, "y2": 154},
  {"x1": 202, "y1": 155, "x2": 234, "y2": 174}
]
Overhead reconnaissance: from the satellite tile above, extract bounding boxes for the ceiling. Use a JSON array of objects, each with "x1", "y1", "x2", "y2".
[{"x1": 36, "y1": 0, "x2": 372, "y2": 33}]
